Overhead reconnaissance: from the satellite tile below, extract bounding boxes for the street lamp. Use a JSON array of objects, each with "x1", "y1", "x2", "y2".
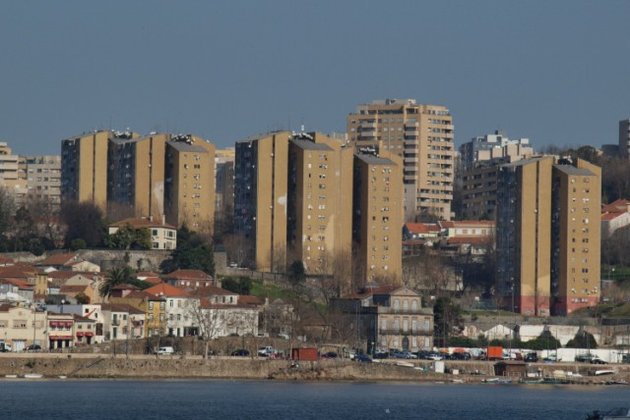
[{"x1": 60, "y1": 299, "x2": 66, "y2": 314}]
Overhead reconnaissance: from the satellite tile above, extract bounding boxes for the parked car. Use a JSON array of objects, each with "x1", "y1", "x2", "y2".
[
  {"x1": 258, "y1": 346, "x2": 276, "y2": 357},
  {"x1": 0, "y1": 343, "x2": 11, "y2": 353},
  {"x1": 231, "y1": 349, "x2": 250, "y2": 357},
  {"x1": 321, "y1": 351, "x2": 338, "y2": 359},
  {"x1": 450, "y1": 352, "x2": 472, "y2": 361},
  {"x1": 155, "y1": 346, "x2": 175, "y2": 355},
  {"x1": 543, "y1": 354, "x2": 560, "y2": 363},
  {"x1": 354, "y1": 353, "x2": 372, "y2": 363},
  {"x1": 524, "y1": 352, "x2": 539, "y2": 363},
  {"x1": 373, "y1": 351, "x2": 389, "y2": 359},
  {"x1": 590, "y1": 357, "x2": 607, "y2": 365},
  {"x1": 575, "y1": 354, "x2": 599, "y2": 363},
  {"x1": 426, "y1": 352, "x2": 443, "y2": 361},
  {"x1": 26, "y1": 344, "x2": 42, "y2": 352}
]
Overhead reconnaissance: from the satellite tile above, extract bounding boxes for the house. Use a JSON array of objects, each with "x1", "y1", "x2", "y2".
[
  {"x1": 439, "y1": 220, "x2": 494, "y2": 255},
  {"x1": 109, "y1": 217, "x2": 177, "y2": 250},
  {"x1": 403, "y1": 223, "x2": 442, "y2": 241},
  {"x1": 0, "y1": 304, "x2": 47, "y2": 351},
  {"x1": 108, "y1": 290, "x2": 165, "y2": 337},
  {"x1": 73, "y1": 314, "x2": 96, "y2": 346},
  {"x1": 601, "y1": 199, "x2": 630, "y2": 239},
  {"x1": 0, "y1": 257, "x2": 14, "y2": 267},
  {"x1": 144, "y1": 283, "x2": 197, "y2": 337},
  {"x1": 194, "y1": 286, "x2": 260, "y2": 338},
  {"x1": 47, "y1": 312, "x2": 75, "y2": 350},
  {"x1": 334, "y1": 286, "x2": 433, "y2": 353},
  {"x1": 163, "y1": 269, "x2": 215, "y2": 288},
  {"x1": 45, "y1": 271, "x2": 103, "y2": 303},
  {"x1": 136, "y1": 271, "x2": 162, "y2": 285},
  {"x1": 0, "y1": 278, "x2": 34, "y2": 303},
  {"x1": 101, "y1": 303, "x2": 145, "y2": 341},
  {"x1": 38, "y1": 252, "x2": 100, "y2": 273}
]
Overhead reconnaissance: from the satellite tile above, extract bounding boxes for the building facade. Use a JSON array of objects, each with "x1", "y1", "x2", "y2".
[
  {"x1": 352, "y1": 149, "x2": 403, "y2": 286},
  {"x1": 164, "y1": 135, "x2": 216, "y2": 232},
  {"x1": 347, "y1": 99, "x2": 454, "y2": 221},
  {"x1": 496, "y1": 156, "x2": 601, "y2": 316}
]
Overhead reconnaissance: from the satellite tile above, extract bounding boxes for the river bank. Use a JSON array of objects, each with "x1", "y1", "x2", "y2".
[{"x1": 1, "y1": 354, "x2": 630, "y2": 385}]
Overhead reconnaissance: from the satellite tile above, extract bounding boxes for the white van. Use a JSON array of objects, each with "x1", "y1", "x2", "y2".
[{"x1": 155, "y1": 346, "x2": 175, "y2": 355}]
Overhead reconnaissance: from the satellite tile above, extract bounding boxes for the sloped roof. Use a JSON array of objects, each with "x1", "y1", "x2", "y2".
[
  {"x1": 0, "y1": 263, "x2": 38, "y2": 279},
  {"x1": 238, "y1": 295, "x2": 264, "y2": 306},
  {"x1": 101, "y1": 303, "x2": 145, "y2": 315},
  {"x1": 144, "y1": 283, "x2": 190, "y2": 298},
  {"x1": 40, "y1": 253, "x2": 79, "y2": 266},
  {"x1": 602, "y1": 212, "x2": 626, "y2": 222},
  {"x1": 405, "y1": 223, "x2": 441, "y2": 234},
  {"x1": 602, "y1": 199, "x2": 630, "y2": 213},
  {"x1": 165, "y1": 269, "x2": 213, "y2": 280},
  {"x1": 0, "y1": 257, "x2": 14, "y2": 265}
]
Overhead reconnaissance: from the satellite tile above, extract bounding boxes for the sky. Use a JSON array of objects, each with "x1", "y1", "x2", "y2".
[{"x1": 1, "y1": 1, "x2": 629, "y2": 156}]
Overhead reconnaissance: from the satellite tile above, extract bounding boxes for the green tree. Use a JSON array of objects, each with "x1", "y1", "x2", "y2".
[
  {"x1": 61, "y1": 202, "x2": 106, "y2": 248},
  {"x1": 160, "y1": 226, "x2": 215, "y2": 275},
  {"x1": 566, "y1": 330, "x2": 598, "y2": 349},
  {"x1": 100, "y1": 266, "x2": 135, "y2": 298},
  {"x1": 522, "y1": 329, "x2": 562, "y2": 350},
  {"x1": 75, "y1": 292, "x2": 91, "y2": 304},
  {"x1": 433, "y1": 297, "x2": 463, "y2": 347},
  {"x1": 288, "y1": 260, "x2": 306, "y2": 287},
  {"x1": 70, "y1": 238, "x2": 87, "y2": 251},
  {"x1": 221, "y1": 276, "x2": 252, "y2": 295},
  {"x1": 106, "y1": 225, "x2": 151, "y2": 250}
]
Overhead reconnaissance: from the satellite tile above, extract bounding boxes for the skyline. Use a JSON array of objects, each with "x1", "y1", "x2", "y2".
[{"x1": 1, "y1": 1, "x2": 629, "y2": 156}]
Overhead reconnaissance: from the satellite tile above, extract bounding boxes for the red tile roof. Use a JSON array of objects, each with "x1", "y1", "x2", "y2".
[
  {"x1": 0, "y1": 257, "x2": 14, "y2": 265},
  {"x1": 238, "y1": 295, "x2": 264, "y2": 306},
  {"x1": 602, "y1": 199, "x2": 630, "y2": 213},
  {"x1": 144, "y1": 283, "x2": 190, "y2": 298},
  {"x1": 405, "y1": 223, "x2": 441, "y2": 234},
  {"x1": 40, "y1": 253, "x2": 79, "y2": 266},
  {"x1": 602, "y1": 212, "x2": 625, "y2": 222}
]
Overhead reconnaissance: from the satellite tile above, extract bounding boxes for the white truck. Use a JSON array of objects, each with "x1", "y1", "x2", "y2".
[{"x1": 257, "y1": 346, "x2": 276, "y2": 357}]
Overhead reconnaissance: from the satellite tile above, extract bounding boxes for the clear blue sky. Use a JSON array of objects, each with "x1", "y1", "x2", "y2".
[{"x1": 1, "y1": 1, "x2": 629, "y2": 155}]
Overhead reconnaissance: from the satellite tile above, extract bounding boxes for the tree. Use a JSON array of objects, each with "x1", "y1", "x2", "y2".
[
  {"x1": 566, "y1": 330, "x2": 598, "y2": 349},
  {"x1": 433, "y1": 297, "x2": 463, "y2": 347},
  {"x1": 0, "y1": 187, "x2": 15, "y2": 239},
  {"x1": 221, "y1": 276, "x2": 252, "y2": 295},
  {"x1": 100, "y1": 266, "x2": 135, "y2": 298},
  {"x1": 75, "y1": 292, "x2": 91, "y2": 304},
  {"x1": 61, "y1": 202, "x2": 106, "y2": 248},
  {"x1": 160, "y1": 226, "x2": 215, "y2": 275},
  {"x1": 288, "y1": 260, "x2": 306, "y2": 288},
  {"x1": 106, "y1": 225, "x2": 151, "y2": 250}
]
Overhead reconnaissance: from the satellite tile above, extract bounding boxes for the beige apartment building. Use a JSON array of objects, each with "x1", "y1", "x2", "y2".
[
  {"x1": 23, "y1": 155, "x2": 62, "y2": 208},
  {"x1": 234, "y1": 131, "x2": 290, "y2": 272},
  {"x1": 0, "y1": 304, "x2": 47, "y2": 351},
  {"x1": 347, "y1": 99, "x2": 454, "y2": 221},
  {"x1": 61, "y1": 130, "x2": 139, "y2": 212},
  {"x1": 460, "y1": 132, "x2": 534, "y2": 220},
  {"x1": 496, "y1": 156, "x2": 601, "y2": 316},
  {"x1": 0, "y1": 142, "x2": 27, "y2": 205},
  {"x1": 164, "y1": 135, "x2": 216, "y2": 233},
  {"x1": 287, "y1": 133, "x2": 353, "y2": 275},
  {"x1": 108, "y1": 133, "x2": 169, "y2": 219},
  {"x1": 551, "y1": 159, "x2": 601, "y2": 315},
  {"x1": 352, "y1": 149, "x2": 403, "y2": 286}
]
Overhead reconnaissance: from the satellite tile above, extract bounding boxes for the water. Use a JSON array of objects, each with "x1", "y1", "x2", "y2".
[{"x1": 1, "y1": 379, "x2": 629, "y2": 419}]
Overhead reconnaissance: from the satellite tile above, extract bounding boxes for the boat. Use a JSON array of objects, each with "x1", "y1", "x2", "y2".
[
  {"x1": 586, "y1": 407, "x2": 630, "y2": 419},
  {"x1": 22, "y1": 373, "x2": 43, "y2": 379},
  {"x1": 4, "y1": 374, "x2": 17, "y2": 378}
]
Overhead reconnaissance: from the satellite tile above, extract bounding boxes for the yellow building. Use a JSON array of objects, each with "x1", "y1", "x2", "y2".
[
  {"x1": 234, "y1": 131, "x2": 290, "y2": 272},
  {"x1": 108, "y1": 133, "x2": 169, "y2": 219},
  {"x1": 61, "y1": 130, "x2": 139, "y2": 212},
  {"x1": 352, "y1": 148, "x2": 403, "y2": 286},
  {"x1": 551, "y1": 159, "x2": 601, "y2": 315},
  {"x1": 287, "y1": 133, "x2": 353, "y2": 275},
  {"x1": 164, "y1": 135, "x2": 216, "y2": 233},
  {"x1": 496, "y1": 156, "x2": 601, "y2": 316},
  {"x1": 347, "y1": 99, "x2": 455, "y2": 221}
]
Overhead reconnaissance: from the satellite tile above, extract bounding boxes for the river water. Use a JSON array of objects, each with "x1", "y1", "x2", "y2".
[{"x1": 1, "y1": 379, "x2": 628, "y2": 419}]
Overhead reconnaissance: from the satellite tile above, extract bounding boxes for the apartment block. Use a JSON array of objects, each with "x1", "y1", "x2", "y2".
[
  {"x1": 287, "y1": 133, "x2": 353, "y2": 275},
  {"x1": 551, "y1": 159, "x2": 601, "y2": 315},
  {"x1": 460, "y1": 131, "x2": 534, "y2": 220},
  {"x1": 61, "y1": 130, "x2": 139, "y2": 212},
  {"x1": 496, "y1": 156, "x2": 601, "y2": 316},
  {"x1": 108, "y1": 133, "x2": 169, "y2": 220},
  {"x1": 23, "y1": 155, "x2": 62, "y2": 207},
  {"x1": 215, "y1": 147, "x2": 235, "y2": 235},
  {"x1": 164, "y1": 134, "x2": 216, "y2": 233},
  {"x1": 234, "y1": 131, "x2": 290, "y2": 272},
  {"x1": 0, "y1": 142, "x2": 27, "y2": 205},
  {"x1": 620, "y1": 118, "x2": 630, "y2": 159},
  {"x1": 347, "y1": 99, "x2": 454, "y2": 221},
  {"x1": 352, "y1": 148, "x2": 403, "y2": 286}
]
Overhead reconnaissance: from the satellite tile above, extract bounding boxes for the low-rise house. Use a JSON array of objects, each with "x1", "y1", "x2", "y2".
[
  {"x1": 38, "y1": 252, "x2": 100, "y2": 273},
  {"x1": 601, "y1": 199, "x2": 630, "y2": 238},
  {"x1": 73, "y1": 314, "x2": 96, "y2": 346},
  {"x1": 47, "y1": 312, "x2": 75, "y2": 350},
  {"x1": 0, "y1": 279, "x2": 34, "y2": 303},
  {"x1": 109, "y1": 217, "x2": 177, "y2": 250},
  {"x1": 194, "y1": 286, "x2": 260, "y2": 338},
  {"x1": 109, "y1": 290, "x2": 165, "y2": 337},
  {"x1": 136, "y1": 271, "x2": 162, "y2": 285},
  {"x1": 164, "y1": 269, "x2": 215, "y2": 289},
  {"x1": 334, "y1": 286, "x2": 433, "y2": 353},
  {"x1": 0, "y1": 304, "x2": 47, "y2": 351},
  {"x1": 144, "y1": 283, "x2": 197, "y2": 337}
]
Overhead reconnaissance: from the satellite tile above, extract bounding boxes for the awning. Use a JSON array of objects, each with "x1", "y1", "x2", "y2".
[
  {"x1": 76, "y1": 331, "x2": 84, "y2": 337},
  {"x1": 84, "y1": 332, "x2": 94, "y2": 337}
]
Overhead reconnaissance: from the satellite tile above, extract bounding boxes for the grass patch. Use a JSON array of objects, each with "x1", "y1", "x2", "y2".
[{"x1": 250, "y1": 280, "x2": 295, "y2": 301}]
